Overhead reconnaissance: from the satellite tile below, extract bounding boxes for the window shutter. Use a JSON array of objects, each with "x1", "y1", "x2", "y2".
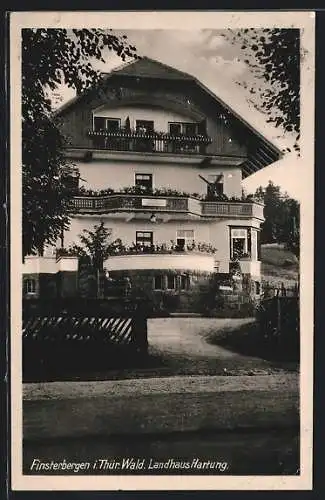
[
  {"x1": 257, "y1": 231, "x2": 261, "y2": 260},
  {"x1": 247, "y1": 228, "x2": 251, "y2": 255}
]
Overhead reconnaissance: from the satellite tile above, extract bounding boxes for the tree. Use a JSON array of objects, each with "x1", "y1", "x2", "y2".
[
  {"x1": 254, "y1": 181, "x2": 300, "y2": 257},
  {"x1": 223, "y1": 29, "x2": 300, "y2": 152},
  {"x1": 254, "y1": 181, "x2": 285, "y2": 243},
  {"x1": 281, "y1": 197, "x2": 300, "y2": 257},
  {"x1": 67, "y1": 222, "x2": 124, "y2": 298},
  {"x1": 69, "y1": 222, "x2": 122, "y2": 271},
  {"x1": 22, "y1": 29, "x2": 138, "y2": 257}
]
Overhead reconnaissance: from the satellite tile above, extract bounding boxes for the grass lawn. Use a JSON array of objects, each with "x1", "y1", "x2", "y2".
[{"x1": 261, "y1": 243, "x2": 299, "y2": 287}]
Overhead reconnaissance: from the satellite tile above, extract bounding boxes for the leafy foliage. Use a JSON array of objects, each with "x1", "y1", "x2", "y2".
[
  {"x1": 22, "y1": 29, "x2": 138, "y2": 257},
  {"x1": 224, "y1": 28, "x2": 300, "y2": 152},
  {"x1": 254, "y1": 181, "x2": 300, "y2": 256},
  {"x1": 68, "y1": 222, "x2": 121, "y2": 271}
]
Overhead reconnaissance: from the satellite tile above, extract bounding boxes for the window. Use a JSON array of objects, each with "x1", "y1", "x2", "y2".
[
  {"x1": 169, "y1": 122, "x2": 198, "y2": 136},
  {"x1": 257, "y1": 230, "x2": 261, "y2": 261},
  {"x1": 136, "y1": 120, "x2": 154, "y2": 133},
  {"x1": 207, "y1": 174, "x2": 224, "y2": 197},
  {"x1": 255, "y1": 281, "x2": 261, "y2": 295},
  {"x1": 251, "y1": 229, "x2": 258, "y2": 261},
  {"x1": 94, "y1": 117, "x2": 120, "y2": 132},
  {"x1": 166, "y1": 275, "x2": 176, "y2": 290},
  {"x1": 180, "y1": 274, "x2": 189, "y2": 290},
  {"x1": 23, "y1": 278, "x2": 36, "y2": 295},
  {"x1": 168, "y1": 123, "x2": 200, "y2": 153},
  {"x1": 230, "y1": 228, "x2": 249, "y2": 259},
  {"x1": 135, "y1": 121, "x2": 155, "y2": 152},
  {"x1": 135, "y1": 173, "x2": 153, "y2": 191},
  {"x1": 154, "y1": 275, "x2": 163, "y2": 290},
  {"x1": 176, "y1": 230, "x2": 194, "y2": 250},
  {"x1": 136, "y1": 231, "x2": 153, "y2": 248},
  {"x1": 169, "y1": 123, "x2": 182, "y2": 135}
]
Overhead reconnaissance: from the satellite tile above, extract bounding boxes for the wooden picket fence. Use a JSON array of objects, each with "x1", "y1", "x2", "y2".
[
  {"x1": 22, "y1": 298, "x2": 148, "y2": 381},
  {"x1": 23, "y1": 316, "x2": 136, "y2": 345}
]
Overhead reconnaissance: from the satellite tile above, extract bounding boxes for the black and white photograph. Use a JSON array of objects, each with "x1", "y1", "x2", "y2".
[{"x1": 10, "y1": 10, "x2": 314, "y2": 491}]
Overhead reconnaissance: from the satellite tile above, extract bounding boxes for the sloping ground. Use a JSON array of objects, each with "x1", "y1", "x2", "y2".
[
  {"x1": 146, "y1": 318, "x2": 297, "y2": 376},
  {"x1": 261, "y1": 243, "x2": 299, "y2": 286}
]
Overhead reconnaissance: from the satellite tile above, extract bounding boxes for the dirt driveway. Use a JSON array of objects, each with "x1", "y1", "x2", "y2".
[
  {"x1": 146, "y1": 317, "x2": 289, "y2": 374},
  {"x1": 148, "y1": 317, "x2": 255, "y2": 358}
]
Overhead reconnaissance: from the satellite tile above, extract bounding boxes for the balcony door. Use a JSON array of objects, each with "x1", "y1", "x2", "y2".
[
  {"x1": 93, "y1": 117, "x2": 121, "y2": 149},
  {"x1": 135, "y1": 120, "x2": 155, "y2": 152},
  {"x1": 135, "y1": 173, "x2": 153, "y2": 192},
  {"x1": 168, "y1": 122, "x2": 199, "y2": 153},
  {"x1": 176, "y1": 229, "x2": 194, "y2": 251}
]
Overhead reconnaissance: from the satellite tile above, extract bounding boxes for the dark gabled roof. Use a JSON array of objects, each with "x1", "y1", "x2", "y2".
[
  {"x1": 104, "y1": 56, "x2": 194, "y2": 81},
  {"x1": 56, "y1": 56, "x2": 283, "y2": 175}
]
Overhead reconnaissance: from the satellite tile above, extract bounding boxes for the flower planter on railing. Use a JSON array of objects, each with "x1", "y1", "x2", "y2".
[
  {"x1": 57, "y1": 242, "x2": 218, "y2": 261},
  {"x1": 88, "y1": 128, "x2": 212, "y2": 155},
  {"x1": 72, "y1": 194, "x2": 191, "y2": 213}
]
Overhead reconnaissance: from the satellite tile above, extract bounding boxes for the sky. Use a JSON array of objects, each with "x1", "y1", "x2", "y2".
[{"x1": 52, "y1": 29, "x2": 308, "y2": 200}]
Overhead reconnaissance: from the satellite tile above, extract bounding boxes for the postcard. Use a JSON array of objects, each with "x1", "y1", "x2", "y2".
[{"x1": 10, "y1": 10, "x2": 314, "y2": 491}]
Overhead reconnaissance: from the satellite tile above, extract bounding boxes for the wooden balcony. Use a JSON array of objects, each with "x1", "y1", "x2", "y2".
[
  {"x1": 201, "y1": 201, "x2": 264, "y2": 219},
  {"x1": 72, "y1": 194, "x2": 198, "y2": 215},
  {"x1": 72, "y1": 194, "x2": 264, "y2": 220},
  {"x1": 88, "y1": 129, "x2": 212, "y2": 155}
]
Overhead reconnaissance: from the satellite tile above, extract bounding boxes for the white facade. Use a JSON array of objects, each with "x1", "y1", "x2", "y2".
[
  {"x1": 63, "y1": 213, "x2": 262, "y2": 276},
  {"x1": 24, "y1": 58, "x2": 280, "y2": 290},
  {"x1": 77, "y1": 159, "x2": 243, "y2": 199}
]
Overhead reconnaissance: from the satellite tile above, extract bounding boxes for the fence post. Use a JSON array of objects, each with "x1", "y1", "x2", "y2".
[
  {"x1": 132, "y1": 301, "x2": 148, "y2": 354},
  {"x1": 277, "y1": 296, "x2": 282, "y2": 337}
]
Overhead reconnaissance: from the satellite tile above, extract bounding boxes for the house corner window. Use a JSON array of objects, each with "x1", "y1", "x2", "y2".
[{"x1": 230, "y1": 227, "x2": 251, "y2": 260}]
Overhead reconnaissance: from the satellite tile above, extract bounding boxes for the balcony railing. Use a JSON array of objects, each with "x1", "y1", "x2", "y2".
[
  {"x1": 88, "y1": 128, "x2": 212, "y2": 155},
  {"x1": 201, "y1": 201, "x2": 264, "y2": 219},
  {"x1": 71, "y1": 193, "x2": 264, "y2": 220},
  {"x1": 72, "y1": 194, "x2": 191, "y2": 213}
]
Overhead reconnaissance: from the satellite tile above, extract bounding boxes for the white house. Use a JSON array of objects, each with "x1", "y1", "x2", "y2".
[{"x1": 23, "y1": 57, "x2": 282, "y2": 311}]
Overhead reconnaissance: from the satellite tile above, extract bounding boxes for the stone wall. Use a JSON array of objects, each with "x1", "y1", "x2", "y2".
[{"x1": 23, "y1": 265, "x2": 261, "y2": 316}]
